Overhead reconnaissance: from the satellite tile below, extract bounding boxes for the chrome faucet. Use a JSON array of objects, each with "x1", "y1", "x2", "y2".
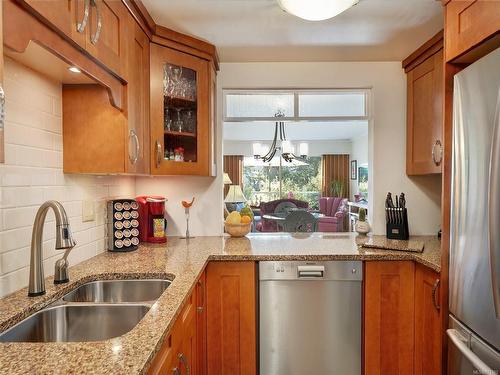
[{"x1": 28, "y1": 201, "x2": 76, "y2": 297}]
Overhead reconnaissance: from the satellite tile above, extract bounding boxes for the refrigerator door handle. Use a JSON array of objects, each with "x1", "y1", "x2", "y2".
[
  {"x1": 488, "y1": 90, "x2": 500, "y2": 319},
  {"x1": 447, "y1": 329, "x2": 495, "y2": 374}
]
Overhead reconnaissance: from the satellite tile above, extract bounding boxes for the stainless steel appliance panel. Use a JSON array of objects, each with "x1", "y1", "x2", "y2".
[
  {"x1": 259, "y1": 261, "x2": 362, "y2": 375},
  {"x1": 450, "y1": 46, "x2": 500, "y2": 351},
  {"x1": 448, "y1": 315, "x2": 500, "y2": 374}
]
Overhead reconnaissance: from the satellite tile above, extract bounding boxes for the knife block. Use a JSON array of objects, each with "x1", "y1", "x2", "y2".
[{"x1": 386, "y1": 207, "x2": 409, "y2": 240}]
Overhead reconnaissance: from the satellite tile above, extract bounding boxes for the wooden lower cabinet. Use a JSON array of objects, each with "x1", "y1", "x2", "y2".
[
  {"x1": 364, "y1": 261, "x2": 443, "y2": 375},
  {"x1": 148, "y1": 288, "x2": 198, "y2": 375},
  {"x1": 196, "y1": 271, "x2": 207, "y2": 375},
  {"x1": 364, "y1": 261, "x2": 416, "y2": 375},
  {"x1": 206, "y1": 261, "x2": 257, "y2": 375},
  {"x1": 414, "y1": 264, "x2": 441, "y2": 375},
  {"x1": 148, "y1": 264, "x2": 256, "y2": 375},
  {"x1": 148, "y1": 314, "x2": 182, "y2": 375}
]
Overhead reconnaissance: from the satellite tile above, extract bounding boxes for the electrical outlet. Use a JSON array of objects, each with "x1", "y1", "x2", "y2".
[{"x1": 82, "y1": 200, "x2": 96, "y2": 222}]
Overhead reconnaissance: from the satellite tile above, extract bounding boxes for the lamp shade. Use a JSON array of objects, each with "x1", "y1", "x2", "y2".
[
  {"x1": 281, "y1": 140, "x2": 294, "y2": 154},
  {"x1": 224, "y1": 185, "x2": 247, "y2": 203},
  {"x1": 278, "y1": 0, "x2": 358, "y2": 21},
  {"x1": 253, "y1": 142, "x2": 263, "y2": 157},
  {"x1": 223, "y1": 173, "x2": 232, "y2": 185},
  {"x1": 299, "y1": 142, "x2": 309, "y2": 156}
]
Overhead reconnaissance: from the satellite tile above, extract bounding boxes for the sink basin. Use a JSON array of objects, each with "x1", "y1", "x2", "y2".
[
  {"x1": 0, "y1": 304, "x2": 149, "y2": 342},
  {"x1": 63, "y1": 279, "x2": 171, "y2": 303}
]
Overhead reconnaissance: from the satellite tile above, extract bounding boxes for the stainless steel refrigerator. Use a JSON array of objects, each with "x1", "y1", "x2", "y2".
[{"x1": 449, "y1": 46, "x2": 500, "y2": 374}]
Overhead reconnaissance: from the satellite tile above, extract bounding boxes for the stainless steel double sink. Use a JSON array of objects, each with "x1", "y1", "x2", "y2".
[{"x1": 0, "y1": 279, "x2": 171, "y2": 343}]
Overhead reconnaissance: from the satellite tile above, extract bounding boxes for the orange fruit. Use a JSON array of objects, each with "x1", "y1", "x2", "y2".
[{"x1": 241, "y1": 215, "x2": 252, "y2": 224}]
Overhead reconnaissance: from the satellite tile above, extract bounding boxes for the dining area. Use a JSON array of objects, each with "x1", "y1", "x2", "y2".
[{"x1": 250, "y1": 197, "x2": 350, "y2": 233}]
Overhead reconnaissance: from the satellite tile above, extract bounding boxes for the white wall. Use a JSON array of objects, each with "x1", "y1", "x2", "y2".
[
  {"x1": 219, "y1": 62, "x2": 442, "y2": 235},
  {"x1": 0, "y1": 58, "x2": 135, "y2": 297},
  {"x1": 350, "y1": 134, "x2": 369, "y2": 201},
  {"x1": 134, "y1": 176, "x2": 222, "y2": 236}
]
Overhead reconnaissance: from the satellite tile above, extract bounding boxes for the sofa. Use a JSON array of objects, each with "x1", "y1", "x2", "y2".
[
  {"x1": 255, "y1": 199, "x2": 309, "y2": 232},
  {"x1": 317, "y1": 197, "x2": 348, "y2": 232}
]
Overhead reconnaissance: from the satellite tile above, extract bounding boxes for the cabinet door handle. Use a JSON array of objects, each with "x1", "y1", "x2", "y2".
[
  {"x1": 432, "y1": 278, "x2": 441, "y2": 311},
  {"x1": 178, "y1": 353, "x2": 191, "y2": 375},
  {"x1": 172, "y1": 367, "x2": 180, "y2": 375},
  {"x1": 128, "y1": 130, "x2": 139, "y2": 165},
  {"x1": 432, "y1": 139, "x2": 443, "y2": 166},
  {"x1": 76, "y1": 0, "x2": 90, "y2": 33},
  {"x1": 155, "y1": 140, "x2": 162, "y2": 168},
  {"x1": 90, "y1": 0, "x2": 102, "y2": 45},
  {"x1": 197, "y1": 279, "x2": 205, "y2": 312}
]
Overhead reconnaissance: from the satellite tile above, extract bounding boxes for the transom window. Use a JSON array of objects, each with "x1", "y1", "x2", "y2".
[{"x1": 224, "y1": 89, "x2": 369, "y2": 122}]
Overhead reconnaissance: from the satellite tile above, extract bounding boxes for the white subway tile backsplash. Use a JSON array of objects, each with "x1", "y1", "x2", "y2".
[
  {"x1": 2, "y1": 206, "x2": 39, "y2": 230},
  {"x1": 1, "y1": 186, "x2": 45, "y2": 208},
  {"x1": 5, "y1": 122, "x2": 56, "y2": 150},
  {"x1": 0, "y1": 58, "x2": 135, "y2": 298}
]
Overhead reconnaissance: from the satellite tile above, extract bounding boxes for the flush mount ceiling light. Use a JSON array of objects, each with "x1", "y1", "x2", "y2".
[
  {"x1": 68, "y1": 66, "x2": 81, "y2": 73},
  {"x1": 277, "y1": 0, "x2": 359, "y2": 21}
]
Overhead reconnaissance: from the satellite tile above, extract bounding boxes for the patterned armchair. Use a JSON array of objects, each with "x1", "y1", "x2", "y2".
[
  {"x1": 317, "y1": 197, "x2": 348, "y2": 232},
  {"x1": 255, "y1": 199, "x2": 309, "y2": 232}
]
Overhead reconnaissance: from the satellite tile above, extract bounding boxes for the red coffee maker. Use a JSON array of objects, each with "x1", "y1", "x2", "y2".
[{"x1": 136, "y1": 196, "x2": 167, "y2": 243}]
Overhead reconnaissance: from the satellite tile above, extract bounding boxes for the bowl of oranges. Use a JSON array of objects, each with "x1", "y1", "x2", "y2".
[{"x1": 224, "y1": 210, "x2": 253, "y2": 237}]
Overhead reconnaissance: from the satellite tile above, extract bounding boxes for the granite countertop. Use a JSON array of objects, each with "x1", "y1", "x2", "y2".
[{"x1": 0, "y1": 233, "x2": 441, "y2": 374}]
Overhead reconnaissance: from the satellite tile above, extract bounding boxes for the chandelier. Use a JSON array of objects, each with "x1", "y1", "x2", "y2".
[{"x1": 253, "y1": 111, "x2": 308, "y2": 163}]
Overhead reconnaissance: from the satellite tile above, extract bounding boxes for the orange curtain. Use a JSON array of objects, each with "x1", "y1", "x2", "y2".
[
  {"x1": 321, "y1": 154, "x2": 350, "y2": 198},
  {"x1": 223, "y1": 155, "x2": 243, "y2": 196}
]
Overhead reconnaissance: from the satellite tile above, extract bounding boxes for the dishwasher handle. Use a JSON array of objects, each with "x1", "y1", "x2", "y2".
[{"x1": 297, "y1": 265, "x2": 325, "y2": 278}]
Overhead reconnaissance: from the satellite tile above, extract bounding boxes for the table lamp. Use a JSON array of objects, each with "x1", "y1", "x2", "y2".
[
  {"x1": 223, "y1": 173, "x2": 232, "y2": 185},
  {"x1": 225, "y1": 185, "x2": 247, "y2": 203}
]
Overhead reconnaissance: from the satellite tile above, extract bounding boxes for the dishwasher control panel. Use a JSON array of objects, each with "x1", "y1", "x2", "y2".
[{"x1": 259, "y1": 261, "x2": 362, "y2": 281}]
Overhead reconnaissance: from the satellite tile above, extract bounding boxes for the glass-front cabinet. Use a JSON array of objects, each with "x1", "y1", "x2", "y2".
[{"x1": 150, "y1": 43, "x2": 211, "y2": 175}]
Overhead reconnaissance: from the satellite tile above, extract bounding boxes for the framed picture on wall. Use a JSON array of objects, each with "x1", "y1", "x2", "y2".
[{"x1": 351, "y1": 160, "x2": 357, "y2": 180}]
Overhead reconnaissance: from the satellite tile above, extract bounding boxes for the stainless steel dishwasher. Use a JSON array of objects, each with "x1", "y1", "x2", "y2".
[{"x1": 259, "y1": 260, "x2": 362, "y2": 375}]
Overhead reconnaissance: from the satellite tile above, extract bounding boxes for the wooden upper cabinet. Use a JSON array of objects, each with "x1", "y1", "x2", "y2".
[
  {"x1": 444, "y1": 0, "x2": 500, "y2": 62},
  {"x1": 125, "y1": 18, "x2": 150, "y2": 174},
  {"x1": 63, "y1": 84, "x2": 126, "y2": 173},
  {"x1": 403, "y1": 32, "x2": 444, "y2": 175},
  {"x1": 84, "y1": 0, "x2": 127, "y2": 76},
  {"x1": 206, "y1": 262, "x2": 257, "y2": 375},
  {"x1": 20, "y1": 0, "x2": 87, "y2": 47},
  {"x1": 414, "y1": 264, "x2": 442, "y2": 375},
  {"x1": 208, "y1": 65, "x2": 217, "y2": 177},
  {"x1": 364, "y1": 261, "x2": 415, "y2": 375},
  {"x1": 150, "y1": 43, "x2": 210, "y2": 176},
  {"x1": 19, "y1": 0, "x2": 127, "y2": 77}
]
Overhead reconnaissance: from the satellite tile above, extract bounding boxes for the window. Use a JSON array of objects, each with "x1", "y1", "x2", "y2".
[
  {"x1": 225, "y1": 92, "x2": 294, "y2": 119},
  {"x1": 243, "y1": 156, "x2": 322, "y2": 209},
  {"x1": 224, "y1": 89, "x2": 368, "y2": 122}
]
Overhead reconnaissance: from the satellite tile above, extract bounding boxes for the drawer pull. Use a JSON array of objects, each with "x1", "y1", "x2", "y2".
[
  {"x1": 76, "y1": 0, "x2": 90, "y2": 33},
  {"x1": 432, "y1": 140, "x2": 443, "y2": 166},
  {"x1": 90, "y1": 0, "x2": 102, "y2": 45},
  {"x1": 297, "y1": 265, "x2": 325, "y2": 278},
  {"x1": 179, "y1": 353, "x2": 190, "y2": 375},
  {"x1": 432, "y1": 278, "x2": 441, "y2": 310}
]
